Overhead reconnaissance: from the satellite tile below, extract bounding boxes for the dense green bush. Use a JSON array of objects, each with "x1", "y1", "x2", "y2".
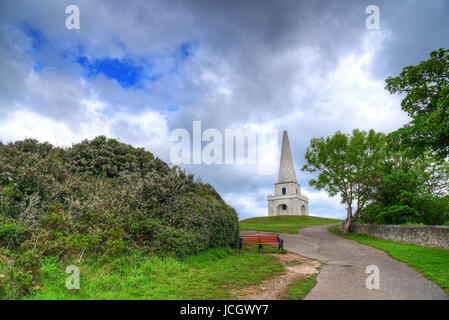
[
  {"x1": 0, "y1": 137, "x2": 239, "y2": 299},
  {"x1": 358, "y1": 197, "x2": 449, "y2": 225},
  {"x1": 357, "y1": 149, "x2": 449, "y2": 226}
]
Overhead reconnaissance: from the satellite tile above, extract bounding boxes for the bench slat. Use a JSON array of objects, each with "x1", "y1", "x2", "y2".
[
  {"x1": 240, "y1": 236, "x2": 277, "y2": 238},
  {"x1": 239, "y1": 234, "x2": 284, "y2": 251}
]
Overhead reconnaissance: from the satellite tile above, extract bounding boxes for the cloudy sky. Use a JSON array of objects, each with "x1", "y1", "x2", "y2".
[{"x1": 1, "y1": 0, "x2": 448, "y2": 220}]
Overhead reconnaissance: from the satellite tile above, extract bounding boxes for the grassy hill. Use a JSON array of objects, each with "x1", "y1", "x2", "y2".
[
  {"x1": 0, "y1": 136, "x2": 240, "y2": 299},
  {"x1": 239, "y1": 216, "x2": 343, "y2": 234}
]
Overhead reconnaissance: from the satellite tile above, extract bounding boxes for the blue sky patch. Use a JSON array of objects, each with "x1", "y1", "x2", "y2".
[
  {"x1": 77, "y1": 56, "x2": 144, "y2": 88},
  {"x1": 33, "y1": 62, "x2": 43, "y2": 72},
  {"x1": 179, "y1": 42, "x2": 192, "y2": 60},
  {"x1": 20, "y1": 22, "x2": 45, "y2": 51},
  {"x1": 19, "y1": 23, "x2": 47, "y2": 72},
  {"x1": 21, "y1": 29, "x2": 194, "y2": 87},
  {"x1": 170, "y1": 42, "x2": 194, "y2": 74},
  {"x1": 164, "y1": 105, "x2": 179, "y2": 112},
  {"x1": 74, "y1": 42, "x2": 193, "y2": 88}
]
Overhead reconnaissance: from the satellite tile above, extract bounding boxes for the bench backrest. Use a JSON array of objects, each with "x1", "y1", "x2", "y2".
[{"x1": 240, "y1": 234, "x2": 280, "y2": 244}]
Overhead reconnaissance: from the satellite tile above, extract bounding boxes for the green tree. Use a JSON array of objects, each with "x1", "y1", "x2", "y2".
[
  {"x1": 302, "y1": 129, "x2": 387, "y2": 233},
  {"x1": 358, "y1": 146, "x2": 449, "y2": 225},
  {"x1": 385, "y1": 48, "x2": 449, "y2": 159}
]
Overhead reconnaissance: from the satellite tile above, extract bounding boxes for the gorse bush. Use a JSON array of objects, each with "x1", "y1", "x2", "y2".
[{"x1": 0, "y1": 136, "x2": 239, "y2": 299}]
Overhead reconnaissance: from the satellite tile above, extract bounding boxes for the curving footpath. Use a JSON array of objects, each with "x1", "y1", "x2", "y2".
[{"x1": 278, "y1": 224, "x2": 448, "y2": 300}]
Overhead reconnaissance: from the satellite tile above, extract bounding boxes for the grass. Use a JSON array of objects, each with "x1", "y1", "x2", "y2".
[
  {"x1": 280, "y1": 276, "x2": 317, "y2": 300},
  {"x1": 239, "y1": 216, "x2": 343, "y2": 234},
  {"x1": 329, "y1": 225, "x2": 449, "y2": 295},
  {"x1": 24, "y1": 247, "x2": 284, "y2": 300}
]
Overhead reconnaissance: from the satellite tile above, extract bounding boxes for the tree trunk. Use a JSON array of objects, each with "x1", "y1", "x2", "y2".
[
  {"x1": 342, "y1": 217, "x2": 353, "y2": 234},
  {"x1": 342, "y1": 206, "x2": 361, "y2": 234},
  {"x1": 342, "y1": 204, "x2": 354, "y2": 234}
]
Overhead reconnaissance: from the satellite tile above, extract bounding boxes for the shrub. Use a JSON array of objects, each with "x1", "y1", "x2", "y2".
[
  {"x1": 0, "y1": 137, "x2": 239, "y2": 299},
  {"x1": 357, "y1": 148, "x2": 449, "y2": 226},
  {"x1": 358, "y1": 196, "x2": 449, "y2": 225}
]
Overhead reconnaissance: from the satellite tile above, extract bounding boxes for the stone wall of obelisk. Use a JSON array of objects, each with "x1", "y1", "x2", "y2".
[{"x1": 267, "y1": 130, "x2": 309, "y2": 216}]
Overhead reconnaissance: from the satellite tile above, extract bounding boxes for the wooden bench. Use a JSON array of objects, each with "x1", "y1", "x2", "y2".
[{"x1": 239, "y1": 234, "x2": 284, "y2": 252}]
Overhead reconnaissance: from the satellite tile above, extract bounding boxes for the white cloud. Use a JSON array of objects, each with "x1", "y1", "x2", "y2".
[
  {"x1": 301, "y1": 187, "x2": 345, "y2": 219},
  {"x1": 111, "y1": 109, "x2": 171, "y2": 159},
  {"x1": 223, "y1": 191, "x2": 270, "y2": 220},
  {"x1": 0, "y1": 108, "x2": 95, "y2": 146},
  {"x1": 0, "y1": 99, "x2": 170, "y2": 158},
  {"x1": 268, "y1": 30, "x2": 409, "y2": 136}
]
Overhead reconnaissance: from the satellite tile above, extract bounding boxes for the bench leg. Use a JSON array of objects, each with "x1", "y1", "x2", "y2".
[
  {"x1": 259, "y1": 244, "x2": 264, "y2": 253},
  {"x1": 279, "y1": 239, "x2": 284, "y2": 251},
  {"x1": 239, "y1": 238, "x2": 243, "y2": 250}
]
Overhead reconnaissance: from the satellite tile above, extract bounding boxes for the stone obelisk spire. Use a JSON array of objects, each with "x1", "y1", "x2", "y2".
[
  {"x1": 268, "y1": 130, "x2": 308, "y2": 216},
  {"x1": 278, "y1": 130, "x2": 297, "y2": 183}
]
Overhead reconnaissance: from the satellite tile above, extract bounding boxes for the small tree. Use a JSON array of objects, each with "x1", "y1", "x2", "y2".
[
  {"x1": 385, "y1": 48, "x2": 449, "y2": 159},
  {"x1": 302, "y1": 129, "x2": 386, "y2": 233}
]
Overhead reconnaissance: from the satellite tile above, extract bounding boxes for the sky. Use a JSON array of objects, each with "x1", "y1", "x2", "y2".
[{"x1": 1, "y1": 0, "x2": 448, "y2": 220}]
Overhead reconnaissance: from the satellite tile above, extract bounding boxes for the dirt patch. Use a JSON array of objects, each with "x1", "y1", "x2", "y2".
[{"x1": 233, "y1": 252, "x2": 321, "y2": 300}]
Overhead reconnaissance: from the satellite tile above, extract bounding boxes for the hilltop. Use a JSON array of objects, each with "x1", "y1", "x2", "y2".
[{"x1": 239, "y1": 216, "x2": 343, "y2": 234}]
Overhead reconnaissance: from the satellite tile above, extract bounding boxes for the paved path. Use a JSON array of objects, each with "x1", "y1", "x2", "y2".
[{"x1": 243, "y1": 224, "x2": 448, "y2": 299}]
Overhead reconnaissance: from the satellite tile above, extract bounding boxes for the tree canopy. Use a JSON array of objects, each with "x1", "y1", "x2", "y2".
[
  {"x1": 302, "y1": 128, "x2": 449, "y2": 231},
  {"x1": 358, "y1": 148, "x2": 449, "y2": 225},
  {"x1": 302, "y1": 129, "x2": 387, "y2": 233},
  {"x1": 385, "y1": 48, "x2": 449, "y2": 159}
]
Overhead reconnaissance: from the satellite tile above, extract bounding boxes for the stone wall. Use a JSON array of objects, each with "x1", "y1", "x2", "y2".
[{"x1": 344, "y1": 223, "x2": 449, "y2": 248}]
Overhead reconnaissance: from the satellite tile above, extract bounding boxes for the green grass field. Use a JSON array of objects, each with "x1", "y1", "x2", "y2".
[
  {"x1": 329, "y1": 225, "x2": 449, "y2": 295},
  {"x1": 24, "y1": 247, "x2": 284, "y2": 300},
  {"x1": 280, "y1": 275, "x2": 317, "y2": 300},
  {"x1": 239, "y1": 216, "x2": 342, "y2": 234}
]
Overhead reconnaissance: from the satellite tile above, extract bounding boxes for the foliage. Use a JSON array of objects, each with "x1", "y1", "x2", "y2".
[
  {"x1": 302, "y1": 126, "x2": 449, "y2": 229},
  {"x1": 329, "y1": 225, "x2": 449, "y2": 295},
  {"x1": 301, "y1": 129, "x2": 387, "y2": 233},
  {"x1": 0, "y1": 136, "x2": 239, "y2": 299},
  {"x1": 239, "y1": 215, "x2": 342, "y2": 234},
  {"x1": 357, "y1": 146, "x2": 449, "y2": 225},
  {"x1": 385, "y1": 48, "x2": 449, "y2": 159}
]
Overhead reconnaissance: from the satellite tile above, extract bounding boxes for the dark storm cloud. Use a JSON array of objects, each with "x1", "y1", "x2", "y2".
[
  {"x1": 1, "y1": 0, "x2": 447, "y2": 219},
  {"x1": 0, "y1": 0, "x2": 398, "y2": 125},
  {"x1": 373, "y1": 0, "x2": 449, "y2": 78}
]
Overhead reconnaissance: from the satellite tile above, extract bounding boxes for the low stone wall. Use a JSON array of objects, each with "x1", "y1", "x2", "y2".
[{"x1": 343, "y1": 223, "x2": 449, "y2": 248}]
